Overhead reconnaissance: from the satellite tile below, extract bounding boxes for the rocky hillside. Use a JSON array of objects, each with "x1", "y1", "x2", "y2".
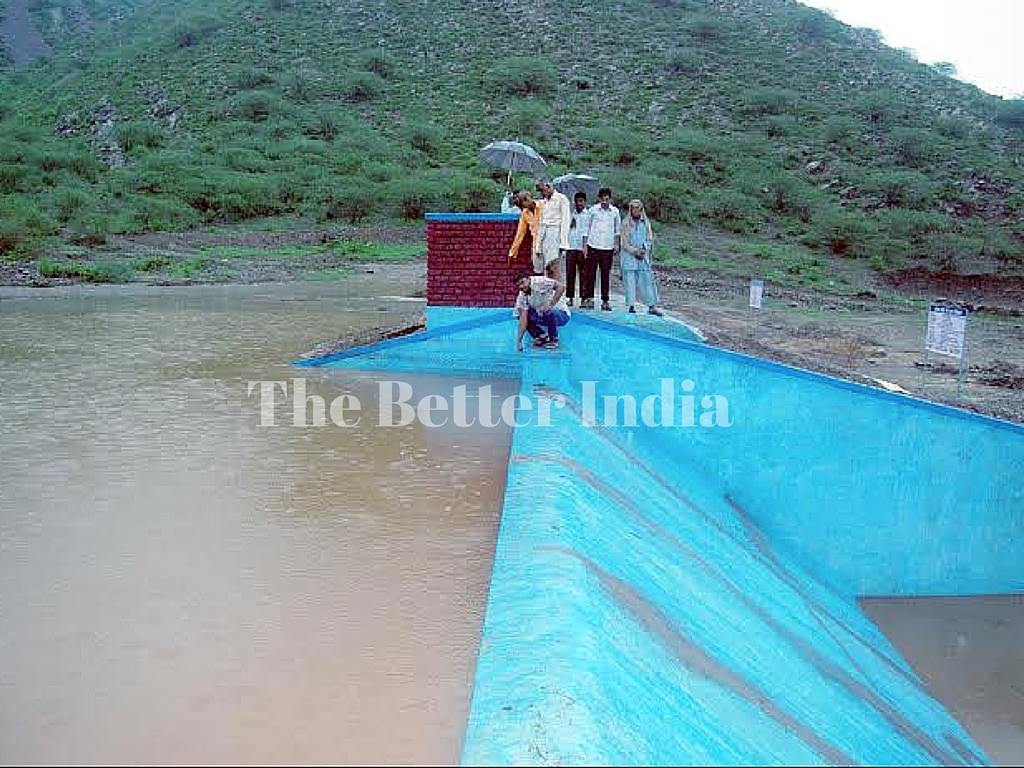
[{"x1": 1, "y1": 0, "x2": 1021, "y2": 277}]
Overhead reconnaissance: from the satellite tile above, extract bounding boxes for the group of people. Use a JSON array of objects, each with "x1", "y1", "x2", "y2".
[{"x1": 509, "y1": 179, "x2": 662, "y2": 352}]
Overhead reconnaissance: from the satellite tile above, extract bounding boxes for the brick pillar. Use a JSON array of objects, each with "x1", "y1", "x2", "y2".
[{"x1": 426, "y1": 213, "x2": 534, "y2": 307}]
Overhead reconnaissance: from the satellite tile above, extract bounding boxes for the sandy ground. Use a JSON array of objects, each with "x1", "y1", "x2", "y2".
[{"x1": 862, "y1": 596, "x2": 1024, "y2": 765}]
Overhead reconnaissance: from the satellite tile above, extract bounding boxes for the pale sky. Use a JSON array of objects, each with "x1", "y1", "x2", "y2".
[{"x1": 799, "y1": 0, "x2": 1023, "y2": 98}]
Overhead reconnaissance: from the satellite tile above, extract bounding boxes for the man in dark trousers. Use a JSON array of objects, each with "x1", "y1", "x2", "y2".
[
  {"x1": 564, "y1": 192, "x2": 591, "y2": 308},
  {"x1": 582, "y1": 187, "x2": 620, "y2": 312}
]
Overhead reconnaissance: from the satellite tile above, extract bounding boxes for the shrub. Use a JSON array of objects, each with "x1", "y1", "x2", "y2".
[
  {"x1": 0, "y1": 198, "x2": 59, "y2": 256},
  {"x1": 878, "y1": 209, "x2": 950, "y2": 243},
  {"x1": 180, "y1": 172, "x2": 287, "y2": 221},
  {"x1": 888, "y1": 127, "x2": 942, "y2": 168},
  {"x1": 122, "y1": 149, "x2": 203, "y2": 196},
  {"x1": 115, "y1": 120, "x2": 165, "y2": 152},
  {"x1": 640, "y1": 157, "x2": 699, "y2": 185},
  {"x1": 460, "y1": 178, "x2": 499, "y2": 213},
  {"x1": 135, "y1": 255, "x2": 172, "y2": 272},
  {"x1": 660, "y1": 127, "x2": 717, "y2": 162},
  {"x1": 739, "y1": 87, "x2": 798, "y2": 117},
  {"x1": 38, "y1": 259, "x2": 126, "y2": 282},
  {"x1": 320, "y1": 180, "x2": 380, "y2": 224},
  {"x1": 579, "y1": 126, "x2": 648, "y2": 166},
  {"x1": 66, "y1": 213, "x2": 111, "y2": 245},
  {"x1": 302, "y1": 108, "x2": 355, "y2": 142},
  {"x1": 30, "y1": 147, "x2": 102, "y2": 182},
  {"x1": 329, "y1": 148, "x2": 365, "y2": 175},
  {"x1": 793, "y1": 7, "x2": 843, "y2": 41},
  {"x1": 983, "y1": 230, "x2": 1020, "y2": 265},
  {"x1": 822, "y1": 116, "x2": 860, "y2": 146},
  {"x1": 861, "y1": 170, "x2": 937, "y2": 209},
  {"x1": 696, "y1": 189, "x2": 763, "y2": 233},
  {"x1": 218, "y1": 147, "x2": 268, "y2": 173},
  {"x1": 665, "y1": 49, "x2": 703, "y2": 75},
  {"x1": 361, "y1": 161, "x2": 403, "y2": 183},
  {"x1": 995, "y1": 99, "x2": 1024, "y2": 130},
  {"x1": 804, "y1": 208, "x2": 874, "y2": 257},
  {"x1": 751, "y1": 172, "x2": 824, "y2": 222},
  {"x1": 935, "y1": 115, "x2": 973, "y2": 140},
  {"x1": 263, "y1": 118, "x2": 301, "y2": 141},
  {"x1": 633, "y1": 177, "x2": 692, "y2": 224},
  {"x1": 763, "y1": 114, "x2": 799, "y2": 138},
  {"x1": 232, "y1": 67, "x2": 276, "y2": 90},
  {"x1": 171, "y1": 15, "x2": 220, "y2": 48},
  {"x1": 341, "y1": 71, "x2": 385, "y2": 102},
  {"x1": 0, "y1": 161, "x2": 36, "y2": 193},
  {"x1": 385, "y1": 175, "x2": 445, "y2": 219},
  {"x1": 509, "y1": 99, "x2": 550, "y2": 137},
  {"x1": 497, "y1": 57, "x2": 557, "y2": 98},
  {"x1": 281, "y1": 70, "x2": 320, "y2": 102},
  {"x1": 334, "y1": 123, "x2": 390, "y2": 161},
  {"x1": 270, "y1": 137, "x2": 330, "y2": 161},
  {"x1": 432, "y1": 170, "x2": 500, "y2": 213},
  {"x1": 358, "y1": 49, "x2": 396, "y2": 78},
  {"x1": 856, "y1": 89, "x2": 905, "y2": 125},
  {"x1": 53, "y1": 187, "x2": 90, "y2": 222},
  {"x1": 686, "y1": 16, "x2": 731, "y2": 42},
  {"x1": 403, "y1": 121, "x2": 445, "y2": 154},
  {"x1": 232, "y1": 91, "x2": 287, "y2": 122},
  {"x1": 921, "y1": 232, "x2": 984, "y2": 272}
]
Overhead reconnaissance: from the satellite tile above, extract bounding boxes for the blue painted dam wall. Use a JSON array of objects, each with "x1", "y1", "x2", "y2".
[{"x1": 297, "y1": 308, "x2": 1023, "y2": 764}]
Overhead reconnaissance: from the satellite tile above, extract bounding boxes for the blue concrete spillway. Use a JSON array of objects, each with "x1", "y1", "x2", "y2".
[{"x1": 297, "y1": 307, "x2": 1024, "y2": 766}]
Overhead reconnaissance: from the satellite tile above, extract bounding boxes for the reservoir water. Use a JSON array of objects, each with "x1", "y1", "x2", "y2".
[{"x1": 0, "y1": 277, "x2": 511, "y2": 764}]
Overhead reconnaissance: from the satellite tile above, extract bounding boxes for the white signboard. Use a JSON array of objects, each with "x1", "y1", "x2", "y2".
[
  {"x1": 926, "y1": 305, "x2": 968, "y2": 359},
  {"x1": 749, "y1": 279, "x2": 764, "y2": 310}
]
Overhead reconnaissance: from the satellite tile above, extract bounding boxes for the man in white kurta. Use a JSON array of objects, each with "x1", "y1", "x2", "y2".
[{"x1": 534, "y1": 179, "x2": 571, "y2": 279}]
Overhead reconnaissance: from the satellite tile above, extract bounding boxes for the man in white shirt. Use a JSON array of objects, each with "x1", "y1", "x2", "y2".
[
  {"x1": 534, "y1": 179, "x2": 571, "y2": 281},
  {"x1": 582, "y1": 187, "x2": 620, "y2": 311},
  {"x1": 514, "y1": 274, "x2": 571, "y2": 351},
  {"x1": 565, "y1": 191, "x2": 592, "y2": 308}
]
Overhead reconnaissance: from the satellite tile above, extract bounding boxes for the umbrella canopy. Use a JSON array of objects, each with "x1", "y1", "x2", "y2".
[
  {"x1": 480, "y1": 140, "x2": 547, "y2": 177},
  {"x1": 552, "y1": 173, "x2": 601, "y2": 201}
]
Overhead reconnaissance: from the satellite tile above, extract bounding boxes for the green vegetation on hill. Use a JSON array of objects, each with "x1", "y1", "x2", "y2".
[{"x1": 1, "y1": 0, "x2": 1022, "y2": 279}]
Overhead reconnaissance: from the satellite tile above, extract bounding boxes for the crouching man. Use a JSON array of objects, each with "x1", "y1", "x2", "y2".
[{"x1": 514, "y1": 273, "x2": 571, "y2": 351}]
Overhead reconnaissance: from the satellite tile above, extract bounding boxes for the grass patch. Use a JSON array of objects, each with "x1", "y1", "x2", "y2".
[
  {"x1": 200, "y1": 244, "x2": 318, "y2": 260},
  {"x1": 169, "y1": 257, "x2": 208, "y2": 278},
  {"x1": 303, "y1": 267, "x2": 351, "y2": 281},
  {"x1": 324, "y1": 240, "x2": 424, "y2": 261},
  {"x1": 134, "y1": 255, "x2": 172, "y2": 272},
  {"x1": 37, "y1": 259, "x2": 130, "y2": 282}
]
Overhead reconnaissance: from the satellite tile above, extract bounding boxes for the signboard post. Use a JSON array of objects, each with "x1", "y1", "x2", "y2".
[
  {"x1": 749, "y1": 278, "x2": 764, "y2": 310},
  {"x1": 748, "y1": 278, "x2": 764, "y2": 340},
  {"x1": 925, "y1": 302, "x2": 969, "y2": 396}
]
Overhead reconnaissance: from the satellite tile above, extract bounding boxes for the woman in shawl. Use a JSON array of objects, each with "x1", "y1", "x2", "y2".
[{"x1": 620, "y1": 199, "x2": 663, "y2": 316}]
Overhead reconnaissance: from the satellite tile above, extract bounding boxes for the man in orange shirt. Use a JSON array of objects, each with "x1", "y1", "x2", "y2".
[{"x1": 507, "y1": 191, "x2": 545, "y2": 273}]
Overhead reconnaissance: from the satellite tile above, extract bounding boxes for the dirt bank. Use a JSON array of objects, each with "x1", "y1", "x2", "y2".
[{"x1": 657, "y1": 268, "x2": 1024, "y2": 425}]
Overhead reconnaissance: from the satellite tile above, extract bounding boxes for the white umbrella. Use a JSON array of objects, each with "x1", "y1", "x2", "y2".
[
  {"x1": 480, "y1": 140, "x2": 547, "y2": 186},
  {"x1": 552, "y1": 173, "x2": 600, "y2": 201}
]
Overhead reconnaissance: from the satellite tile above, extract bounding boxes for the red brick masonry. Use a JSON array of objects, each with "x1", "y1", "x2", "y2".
[{"x1": 426, "y1": 213, "x2": 534, "y2": 307}]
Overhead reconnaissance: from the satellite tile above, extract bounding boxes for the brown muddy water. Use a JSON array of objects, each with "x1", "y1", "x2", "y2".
[{"x1": 0, "y1": 278, "x2": 512, "y2": 764}]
